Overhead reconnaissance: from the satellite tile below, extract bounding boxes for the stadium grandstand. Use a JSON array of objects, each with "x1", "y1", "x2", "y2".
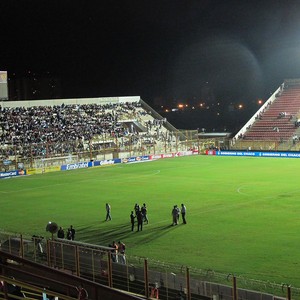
[
  {"x1": 0, "y1": 96, "x2": 209, "y2": 173},
  {"x1": 232, "y1": 79, "x2": 300, "y2": 152}
]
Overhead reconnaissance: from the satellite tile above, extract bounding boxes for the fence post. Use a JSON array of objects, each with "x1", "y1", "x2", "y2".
[
  {"x1": 61, "y1": 242, "x2": 64, "y2": 269},
  {"x1": 47, "y1": 239, "x2": 51, "y2": 266},
  {"x1": 186, "y1": 267, "x2": 191, "y2": 300},
  {"x1": 107, "y1": 251, "x2": 113, "y2": 288},
  {"x1": 19, "y1": 234, "x2": 24, "y2": 258},
  {"x1": 75, "y1": 245, "x2": 80, "y2": 277},
  {"x1": 3, "y1": 281, "x2": 8, "y2": 299},
  {"x1": 144, "y1": 259, "x2": 149, "y2": 299},
  {"x1": 282, "y1": 284, "x2": 292, "y2": 300},
  {"x1": 287, "y1": 285, "x2": 291, "y2": 300},
  {"x1": 91, "y1": 249, "x2": 95, "y2": 282},
  {"x1": 232, "y1": 275, "x2": 238, "y2": 300},
  {"x1": 166, "y1": 271, "x2": 169, "y2": 300}
]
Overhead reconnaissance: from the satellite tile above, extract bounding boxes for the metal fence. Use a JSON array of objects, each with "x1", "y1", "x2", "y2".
[{"x1": 1, "y1": 232, "x2": 299, "y2": 300}]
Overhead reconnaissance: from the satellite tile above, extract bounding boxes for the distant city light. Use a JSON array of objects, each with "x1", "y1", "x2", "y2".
[
  {"x1": 258, "y1": 99, "x2": 263, "y2": 105},
  {"x1": 238, "y1": 104, "x2": 243, "y2": 109},
  {"x1": 178, "y1": 104, "x2": 184, "y2": 108}
]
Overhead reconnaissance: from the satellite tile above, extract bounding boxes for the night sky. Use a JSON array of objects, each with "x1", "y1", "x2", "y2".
[{"x1": 2, "y1": 0, "x2": 300, "y2": 131}]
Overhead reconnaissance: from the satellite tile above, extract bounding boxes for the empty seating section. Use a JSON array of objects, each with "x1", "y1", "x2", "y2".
[{"x1": 242, "y1": 85, "x2": 300, "y2": 141}]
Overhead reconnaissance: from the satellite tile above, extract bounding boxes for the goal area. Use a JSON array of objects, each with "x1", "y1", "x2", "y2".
[{"x1": 34, "y1": 155, "x2": 79, "y2": 169}]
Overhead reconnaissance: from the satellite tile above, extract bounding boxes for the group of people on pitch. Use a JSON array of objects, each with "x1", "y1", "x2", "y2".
[
  {"x1": 172, "y1": 204, "x2": 187, "y2": 226},
  {"x1": 130, "y1": 203, "x2": 148, "y2": 232}
]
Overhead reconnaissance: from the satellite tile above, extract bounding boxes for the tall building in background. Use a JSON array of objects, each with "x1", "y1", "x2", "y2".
[{"x1": 0, "y1": 71, "x2": 8, "y2": 100}]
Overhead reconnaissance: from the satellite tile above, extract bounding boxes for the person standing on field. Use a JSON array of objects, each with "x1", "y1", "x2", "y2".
[
  {"x1": 172, "y1": 205, "x2": 178, "y2": 226},
  {"x1": 137, "y1": 210, "x2": 143, "y2": 231},
  {"x1": 176, "y1": 205, "x2": 180, "y2": 223},
  {"x1": 70, "y1": 225, "x2": 75, "y2": 240},
  {"x1": 141, "y1": 203, "x2": 148, "y2": 224},
  {"x1": 130, "y1": 211, "x2": 135, "y2": 231},
  {"x1": 57, "y1": 226, "x2": 65, "y2": 239},
  {"x1": 181, "y1": 203, "x2": 187, "y2": 224},
  {"x1": 67, "y1": 225, "x2": 75, "y2": 240},
  {"x1": 134, "y1": 203, "x2": 140, "y2": 216},
  {"x1": 105, "y1": 203, "x2": 112, "y2": 221}
]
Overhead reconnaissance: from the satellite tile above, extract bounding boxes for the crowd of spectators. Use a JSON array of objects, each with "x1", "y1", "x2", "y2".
[
  {"x1": 0, "y1": 101, "x2": 172, "y2": 159},
  {"x1": 0, "y1": 102, "x2": 140, "y2": 156}
]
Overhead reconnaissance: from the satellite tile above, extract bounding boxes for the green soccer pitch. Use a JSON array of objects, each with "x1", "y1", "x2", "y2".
[{"x1": 1, "y1": 155, "x2": 300, "y2": 287}]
